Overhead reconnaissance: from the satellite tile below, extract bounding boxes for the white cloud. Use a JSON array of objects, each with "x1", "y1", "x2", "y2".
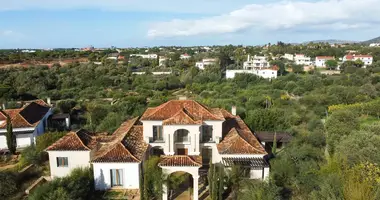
[{"x1": 147, "y1": 0, "x2": 380, "y2": 38}]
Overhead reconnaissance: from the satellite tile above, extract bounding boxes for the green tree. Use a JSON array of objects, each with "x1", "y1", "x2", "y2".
[
  {"x1": 325, "y1": 59, "x2": 338, "y2": 70},
  {"x1": 2, "y1": 111, "x2": 16, "y2": 154},
  {"x1": 0, "y1": 171, "x2": 18, "y2": 199}
]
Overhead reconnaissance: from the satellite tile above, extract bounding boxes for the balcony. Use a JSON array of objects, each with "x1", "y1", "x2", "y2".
[{"x1": 149, "y1": 137, "x2": 165, "y2": 143}]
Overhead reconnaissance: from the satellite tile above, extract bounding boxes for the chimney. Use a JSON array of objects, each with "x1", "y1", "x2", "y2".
[
  {"x1": 47, "y1": 97, "x2": 51, "y2": 106},
  {"x1": 247, "y1": 54, "x2": 250, "y2": 61},
  {"x1": 231, "y1": 106, "x2": 237, "y2": 116},
  {"x1": 2, "y1": 103, "x2": 5, "y2": 110},
  {"x1": 179, "y1": 96, "x2": 187, "y2": 100}
]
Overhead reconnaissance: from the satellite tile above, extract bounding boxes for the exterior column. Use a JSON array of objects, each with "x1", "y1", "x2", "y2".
[
  {"x1": 193, "y1": 175, "x2": 199, "y2": 200},
  {"x1": 163, "y1": 183, "x2": 168, "y2": 200},
  {"x1": 194, "y1": 132, "x2": 200, "y2": 155},
  {"x1": 169, "y1": 133, "x2": 174, "y2": 155}
]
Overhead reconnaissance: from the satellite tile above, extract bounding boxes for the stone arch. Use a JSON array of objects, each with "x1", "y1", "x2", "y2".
[
  {"x1": 174, "y1": 129, "x2": 190, "y2": 143},
  {"x1": 161, "y1": 167, "x2": 200, "y2": 200}
]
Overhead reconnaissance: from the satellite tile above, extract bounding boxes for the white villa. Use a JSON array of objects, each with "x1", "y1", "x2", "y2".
[
  {"x1": 46, "y1": 100, "x2": 270, "y2": 200},
  {"x1": 343, "y1": 54, "x2": 373, "y2": 66},
  {"x1": 294, "y1": 54, "x2": 312, "y2": 65},
  {"x1": 243, "y1": 55, "x2": 269, "y2": 69},
  {"x1": 282, "y1": 53, "x2": 294, "y2": 61},
  {"x1": 226, "y1": 55, "x2": 277, "y2": 79},
  {"x1": 130, "y1": 54, "x2": 158, "y2": 59},
  {"x1": 195, "y1": 58, "x2": 217, "y2": 70},
  {"x1": 315, "y1": 56, "x2": 335, "y2": 68},
  {"x1": 180, "y1": 54, "x2": 191, "y2": 60},
  {"x1": 0, "y1": 100, "x2": 52, "y2": 150}
]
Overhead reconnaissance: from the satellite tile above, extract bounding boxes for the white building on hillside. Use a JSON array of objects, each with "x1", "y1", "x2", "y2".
[
  {"x1": 315, "y1": 56, "x2": 335, "y2": 67},
  {"x1": 226, "y1": 69, "x2": 277, "y2": 79},
  {"x1": 295, "y1": 54, "x2": 312, "y2": 65},
  {"x1": 195, "y1": 58, "x2": 217, "y2": 70},
  {"x1": 180, "y1": 54, "x2": 191, "y2": 59},
  {"x1": 343, "y1": 54, "x2": 373, "y2": 66},
  {"x1": 0, "y1": 100, "x2": 52, "y2": 150},
  {"x1": 243, "y1": 55, "x2": 269, "y2": 69},
  {"x1": 369, "y1": 43, "x2": 380, "y2": 47},
  {"x1": 46, "y1": 100, "x2": 272, "y2": 200},
  {"x1": 130, "y1": 54, "x2": 158, "y2": 59},
  {"x1": 159, "y1": 56, "x2": 167, "y2": 67},
  {"x1": 282, "y1": 53, "x2": 294, "y2": 61}
]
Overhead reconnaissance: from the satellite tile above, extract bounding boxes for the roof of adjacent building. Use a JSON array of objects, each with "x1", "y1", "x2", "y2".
[
  {"x1": 316, "y1": 56, "x2": 334, "y2": 60},
  {"x1": 0, "y1": 100, "x2": 50, "y2": 129},
  {"x1": 217, "y1": 109, "x2": 266, "y2": 155},
  {"x1": 255, "y1": 131, "x2": 292, "y2": 143},
  {"x1": 45, "y1": 129, "x2": 97, "y2": 151},
  {"x1": 91, "y1": 117, "x2": 148, "y2": 163},
  {"x1": 140, "y1": 100, "x2": 225, "y2": 121},
  {"x1": 221, "y1": 157, "x2": 269, "y2": 168},
  {"x1": 158, "y1": 155, "x2": 202, "y2": 167}
]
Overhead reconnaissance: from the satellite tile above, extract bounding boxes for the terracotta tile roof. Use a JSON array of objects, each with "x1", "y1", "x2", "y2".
[
  {"x1": 46, "y1": 130, "x2": 96, "y2": 151},
  {"x1": 140, "y1": 100, "x2": 224, "y2": 121},
  {"x1": 162, "y1": 108, "x2": 202, "y2": 125},
  {"x1": 0, "y1": 100, "x2": 50, "y2": 129},
  {"x1": 92, "y1": 143, "x2": 139, "y2": 163},
  {"x1": 122, "y1": 125, "x2": 148, "y2": 161},
  {"x1": 217, "y1": 109, "x2": 266, "y2": 155},
  {"x1": 316, "y1": 56, "x2": 334, "y2": 60},
  {"x1": 158, "y1": 155, "x2": 202, "y2": 167},
  {"x1": 91, "y1": 118, "x2": 148, "y2": 163}
]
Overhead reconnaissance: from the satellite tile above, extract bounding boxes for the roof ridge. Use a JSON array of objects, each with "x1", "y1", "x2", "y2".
[
  {"x1": 118, "y1": 142, "x2": 140, "y2": 162},
  {"x1": 191, "y1": 100, "x2": 221, "y2": 119},
  {"x1": 142, "y1": 101, "x2": 171, "y2": 119},
  {"x1": 14, "y1": 113, "x2": 33, "y2": 127},
  {"x1": 45, "y1": 131, "x2": 75, "y2": 151},
  {"x1": 73, "y1": 129, "x2": 91, "y2": 151}
]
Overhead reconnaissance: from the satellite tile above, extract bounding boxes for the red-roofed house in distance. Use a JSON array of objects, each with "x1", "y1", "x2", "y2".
[
  {"x1": 46, "y1": 99, "x2": 271, "y2": 200},
  {"x1": 0, "y1": 99, "x2": 52, "y2": 150},
  {"x1": 180, "y1": 53, "x2": 191, "y2": 60},
  {"x1": 343, "y1": 54, "x2": 373, "y2": 67}
]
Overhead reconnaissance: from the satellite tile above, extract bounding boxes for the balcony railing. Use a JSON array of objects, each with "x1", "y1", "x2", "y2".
[{"x1": 149, "y1": 137, "x2": 165, "y2": 143}]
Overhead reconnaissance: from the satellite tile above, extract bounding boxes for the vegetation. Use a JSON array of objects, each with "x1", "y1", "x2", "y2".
[
  {"x1": 141, "y1": 156, "x2": 163, "y2": 200},
  {"x1": 28, "y1": 168, "x2": 98, "y2": 200},
  {"x1": 4, "y1": 112, "x2": 16, "y2": 154},
  {"x1": 0, "y1": 171, "x2": 18, "y2": 199}
]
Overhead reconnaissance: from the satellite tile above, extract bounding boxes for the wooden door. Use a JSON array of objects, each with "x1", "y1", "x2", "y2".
[{"x1": 177, "y1": 148, "x2": 188, "y2": 155}]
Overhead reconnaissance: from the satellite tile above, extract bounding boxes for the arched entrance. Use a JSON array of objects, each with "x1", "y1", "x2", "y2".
[
  {"x1": 167, "y1": 171, "x2": 193, "y2": 200},
  {"x1": 174, "y1": 129, "x2": 190, "y2": 155}
]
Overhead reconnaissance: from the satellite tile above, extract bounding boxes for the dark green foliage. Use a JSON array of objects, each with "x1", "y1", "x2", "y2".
[
  {"x1": 36, "y1": 132, "x2": 67, "y2": 152},
  {"x1": 142, "y1": 156, "x2": 163, "y2": 200},
  {"x1": 28, "y1": 168, "x2": 96, "y2": 200},
  {"x1": 208, "y1": 163, "x2": 224, "y2": 200},
  {"x1": 0, "y1": 171, "x2": 18, "y2": 199},
  {"x1": 4, "y1": 112, "x2": 16, "y2": 154},
  {"x1": 238, "y1": 180, "x2": 280, "y2": 200}
]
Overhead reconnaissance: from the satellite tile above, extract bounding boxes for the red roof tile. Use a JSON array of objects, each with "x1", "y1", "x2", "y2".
[
  {"x1": 141, "y1": 100, "x2": 224, "y2": 121},
  {"x1": 92, "y1": 143, "x2": 139, "y2": 163},
  {"x1": 0, "y1": 100, "x2": 50, "y2": 129},
  {"x1": 217, "y1": 109, "x2": 266, "y2": 155},
  {"x1": 158, "y1": 155, "x2": 202, "y2": 167},
  {"x1": 46, "y1": 130, "x2": 96, "y2": 151},
  {"x1": 162, "y1": 108, "x2": 202, "y2": 125}
]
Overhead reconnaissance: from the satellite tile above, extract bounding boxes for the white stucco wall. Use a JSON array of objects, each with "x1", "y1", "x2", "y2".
[
  {"x1": 164, "y1": 125, "x2": 201, "y2": 155},
  {"x1": 47, "y1": 151, "x2": 91, "y2": 178},
  {"x1": 93, "y1": 163, "x2": 141, "y2": 190},
  {"x1": 226, "y1": 70, "x2": 277, "y2": 79}
]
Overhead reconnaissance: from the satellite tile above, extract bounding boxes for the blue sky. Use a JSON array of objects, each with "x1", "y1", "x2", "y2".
[{"x1": 1, "y1": 0, "x2": 380, "y2": 49}]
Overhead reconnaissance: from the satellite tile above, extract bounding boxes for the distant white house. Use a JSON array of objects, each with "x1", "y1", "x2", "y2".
[
  {"x1": 159, "y1": 56, "x2": 168, "y2": 67},
  {"x1": 195, "y1": 58, "x2": 217, "y2": 70},
  {"x1": 226, "y1": 69, "x2": 277, "y2": 79},
  {"x1": 180, "y1": 54, "x2": 191, "y2": 60},
  {"x1": 282, "y1": 53, "x2": 294, "y2": 61},
  {"x1": 132, "y1": 71, "x2": 172, "y2": 75},
  {"x1": 369, "y1": 43, "x2": 380, "y2": 47},
  {"x1": 315, "y1": 56, "x2": 335, "y2": 67},
  {"x1": 343, "y1": 54, "x2": 373, "y2": 66},
  {"x1": 0, "y1": 100, "x2": 52, "y2": 150},
  {"x1": 243, "y1": 55, "x2": 269, "y2": 69},
  {"x1": 130, "y1": 54, "x2": 158, "y2": 59},
  {"x1": 295, "y1": 54, "x2": 312, "y2": 65},
  {"x1": 21, "y1": 50, "x2": 36, "y2": 53}
]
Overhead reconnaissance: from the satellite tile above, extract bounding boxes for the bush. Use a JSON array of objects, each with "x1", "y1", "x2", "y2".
[
  {"x1": 0, "y1": 171, "x2": 18, "y2": 199},
  {"x1": 29, "y1": 168, "x2": 96, "y2": 200},
  {"x1": 19, "y1": 145, "x2": 43, "y2": 166}
]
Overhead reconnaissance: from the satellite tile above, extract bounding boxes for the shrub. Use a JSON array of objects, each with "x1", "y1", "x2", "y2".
[
  {"x1": 0, "y1": 171, "x2": 18, "y2": 199},
  {"x1": 19, "y1": 145, "x2": 43, "y2": 166}
]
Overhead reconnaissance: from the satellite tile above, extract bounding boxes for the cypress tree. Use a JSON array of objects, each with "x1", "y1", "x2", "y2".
[{"x1": 4, "y1": 112, "x2": 16, "y2": 154}]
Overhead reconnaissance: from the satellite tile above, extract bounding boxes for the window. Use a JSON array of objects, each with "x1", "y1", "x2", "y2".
[
  {"x1": 153, "y1": 125, "x2": 163, "y2": 142},
  {"x1": 110, "y1": 169, "x2": 123, "y2": 187},
  {"x1": 175, "y1": 129, "x2": 189, "y2": 142},
  {"x1": 57, "y1": 157, "x2": 68, "y2": 167},
  {"x1": 201, "y1": 125, "x2": 213, "y2": 143}
]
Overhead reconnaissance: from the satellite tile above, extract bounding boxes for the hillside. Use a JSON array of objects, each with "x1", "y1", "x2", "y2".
[{"x1": 362, "y1": 36, "x2": 380, "y2": 44}]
